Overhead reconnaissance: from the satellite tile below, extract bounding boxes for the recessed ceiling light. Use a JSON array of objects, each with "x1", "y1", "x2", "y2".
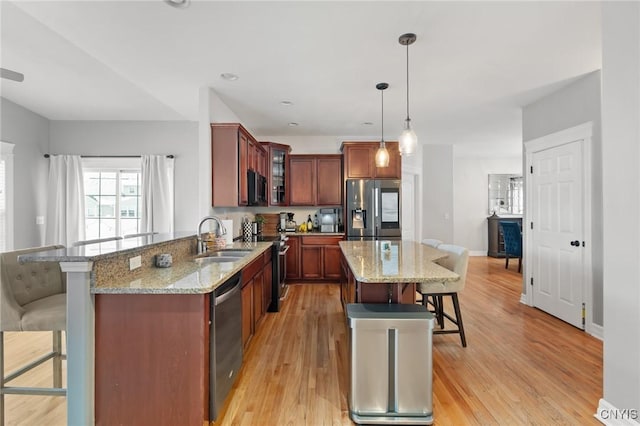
[
  {"x1": 280, "y1": 101, "x2": 293, "y2": 106},
  {"x1": 288, "y1": 122, "x2": 299, "y2": 127},
  {"x1": 363, "y1": 122, "x2": 374, "y2": 126},
  {"x1": 220, "y1": 73, "x2": 239, "y2": 81},
  {"x1": 164, "y1": 0, "x2": 190, "y2": 8}
]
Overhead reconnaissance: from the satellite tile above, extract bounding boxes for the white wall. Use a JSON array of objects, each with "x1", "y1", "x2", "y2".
[
  {"x1": 48, "y1": 120, "x2": 199, "y2": 233},
  {"x1": 522, "y1": 70, "x2": 603, "y2": 326},
  {"x1": 453, "y1": 152, "x2": 522, "y2": 254},
  {"x1": 601, "y1": 1, "x2": 640, "y2": 417},
  {"x1": 422, "y1": 145, "x2": 454, "y2": 243},
  {"x1": 0, "y1": 98, "x2": 49, "y2": 248}
]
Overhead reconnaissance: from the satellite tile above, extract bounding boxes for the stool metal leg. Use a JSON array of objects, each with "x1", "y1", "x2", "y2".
[
  {"x1": 451, "y1": 293, "x2": 467, "y2": 347},
  {"x1": 53, "y1": 331, "x2": 63, "y2": 388}
]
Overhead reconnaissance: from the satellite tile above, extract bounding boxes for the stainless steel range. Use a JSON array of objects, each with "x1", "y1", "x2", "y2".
[{"x1": 267, "y1": 234, "x2": 289, "y2": 312}]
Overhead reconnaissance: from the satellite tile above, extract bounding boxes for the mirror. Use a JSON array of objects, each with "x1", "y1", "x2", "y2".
[{"x1": 488, "y1": 174, "x2": 523, "y2": 215}]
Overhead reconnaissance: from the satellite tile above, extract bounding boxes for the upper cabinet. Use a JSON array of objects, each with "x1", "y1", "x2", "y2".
[
  {"x1": 211, "y1": 123, "x2": 267, "y2": 207},
  {"x1": 260, "y1": 142, "x2": 291, "y2": 206},
  {"x1": 341, "y1": 141, "x2": 401, "y2": 180},
  {"x1": 288, "y1": 154, "x2": 343, "y2": 206}
]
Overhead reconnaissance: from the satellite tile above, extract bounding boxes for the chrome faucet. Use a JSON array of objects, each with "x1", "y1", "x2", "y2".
[{"x1": 197, "y1": 216, "x2": 227, "y2": 254}]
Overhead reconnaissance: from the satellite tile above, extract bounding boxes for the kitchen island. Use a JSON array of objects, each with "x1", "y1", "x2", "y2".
[
  {"x1": 339, "y1": 240, "x2": 459, "y2": 305},
  {"x1": 19, "y1": 234, "x2": 273, "y2": 426}
]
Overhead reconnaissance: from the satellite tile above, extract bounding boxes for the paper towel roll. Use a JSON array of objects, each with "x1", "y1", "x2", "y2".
[{"x1": 221, "y1": 220, "x2": 233, "y2": 244}]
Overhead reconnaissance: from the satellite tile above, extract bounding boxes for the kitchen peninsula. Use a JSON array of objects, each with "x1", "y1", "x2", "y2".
[
  {"x1": 18, "y1": 233, "x2": 273, "y2": 426},
  {"x1": 339, "y1": 240, "x2": 459, "y2": 305}
]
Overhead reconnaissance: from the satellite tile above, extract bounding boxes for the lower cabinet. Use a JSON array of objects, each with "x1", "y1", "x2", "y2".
[
  {"x1": 241, "y1": 253, "x2": 270, "y2": 349},
  {"x1": 300, "y1": 235, "x2": 344, "y2": 281},
  {"x1": 241, "y1": 283, "x2": 253, "y2": 347},
  {"x1": 95, "y1": 293, "x2": 210, "y2": 425},
  {"x1": 286, "y1": 236, "x2": 300, "y2": 280},
  {"x1": 340, "y1": 252, "x2": 356, "y2": 308}
]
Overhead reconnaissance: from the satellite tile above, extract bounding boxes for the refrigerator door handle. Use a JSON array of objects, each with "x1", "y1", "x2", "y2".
[{"x1": 374, "y1": 187, "x2": 379, "y2": 219}]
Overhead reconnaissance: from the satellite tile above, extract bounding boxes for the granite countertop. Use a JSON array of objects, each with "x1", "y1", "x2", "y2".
[
  {"x1": 93, "y1": 241, "x2": 273, "y2": 294},
  {"x1": 18, "y1": 232, "x2": 196, "y2": 262},
  {"x1": 19, "y1": 234, "x2": 273, "y2": 295},
  {"x1": 339, "y1": 240, "x2": 459, "y2": 283}
]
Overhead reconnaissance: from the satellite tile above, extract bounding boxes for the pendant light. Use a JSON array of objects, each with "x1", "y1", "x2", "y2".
[
  {"x1": 375, "y1": 82, "x2": 390, "y2": 168},
  {"x1": 398, "y1": 33, "x2": 417, "y2": 156}
]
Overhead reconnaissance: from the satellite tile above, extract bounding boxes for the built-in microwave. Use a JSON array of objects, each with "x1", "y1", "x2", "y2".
[{"x1": 248, "y1": 169, "x2": 267, "y2": 206}]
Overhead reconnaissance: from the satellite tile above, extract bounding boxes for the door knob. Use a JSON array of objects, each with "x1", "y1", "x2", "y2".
[{"x1": 570, "y1": 240, "x2": 580, "y2": 247}]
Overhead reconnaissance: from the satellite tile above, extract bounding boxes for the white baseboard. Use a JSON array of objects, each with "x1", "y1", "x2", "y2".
[
  {"x1": 589, "y1": 323, "x2": 604, "y2": 341},
  {"x1": 469, "y1": 250, "x2": 486, "y2": 257},
  {"x1": 595, "y1": 398, "x2": 640, "y2": 425},
  {"x1": 519, "y1": 293, "x2": 530, "y2": 306}
]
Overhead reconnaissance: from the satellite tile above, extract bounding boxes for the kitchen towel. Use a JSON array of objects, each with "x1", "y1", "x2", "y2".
[{"x1": 221, "y1": 220, "x2": 234, "y2": 244}]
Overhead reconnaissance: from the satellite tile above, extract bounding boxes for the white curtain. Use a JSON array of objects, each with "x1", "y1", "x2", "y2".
[
  {"x1": 45, "y1": 155, "x2": 85, "y2": 246},
  {"x1": 140, "y1": 155, "x2": 174, "y2": 234}
]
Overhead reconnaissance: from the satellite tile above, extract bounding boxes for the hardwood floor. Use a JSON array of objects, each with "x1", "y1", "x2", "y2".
[{"x1": 2, "y1": 257, "x2": 602, "y2": 425}]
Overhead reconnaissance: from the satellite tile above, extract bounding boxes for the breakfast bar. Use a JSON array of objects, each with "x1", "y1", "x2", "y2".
[
  {"x1": 339, "y1": 240, "x2": 460, "y2": 305},
  {"x1": 18, "y1": 234, "x2": 274, "y2": 426}
]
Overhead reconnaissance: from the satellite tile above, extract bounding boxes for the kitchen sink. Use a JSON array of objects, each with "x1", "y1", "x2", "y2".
[
  {"x1": 194, "y1": 249, "x2": 254, "y2": 265},
  {"x1": 194, "y1": 256, "x2": 243, "y2": 264},
  {"x1": 204, "y1": 250, "x2": 252, "y2": 258}
]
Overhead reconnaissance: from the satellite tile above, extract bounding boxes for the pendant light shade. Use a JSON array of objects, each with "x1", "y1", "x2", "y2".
[
  {"x1": 375, "y1": 82, "x2": 390, "y2": 168},
  {"x1": 398, "y1": 33, "x2": 417, "y2": 156}
]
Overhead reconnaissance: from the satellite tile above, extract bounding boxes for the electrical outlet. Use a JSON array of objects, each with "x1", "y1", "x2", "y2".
[{"x1": 129, "y1": 255, "x2": 142, "y2": 271}]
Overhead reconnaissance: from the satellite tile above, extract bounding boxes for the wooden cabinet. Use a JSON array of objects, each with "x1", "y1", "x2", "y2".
[
  {"x1": 289, "y1": 156, "x2": 316, "y2": 206},
  {"x1": 288, "y1": 154, "x2": 343, "y2": 206},
  {"x1": 241, "y1": 252, "x2": 270, "y2": 348},
  {"x1": 340, "y1": 252, "x2": 356, "y2": 309},
  {"x1": 241, "y1": 282, "x2": 253, "y2": 347},
  {"x1": 299, "y1": 235, "x2": 344, "y2": 281},
  {"x1": 286, "y1": 236, "x2": 300, "y2": 280},
  {"x1": 301, "y1": 246, "x2": 323, "y2": 279},
  {"x1": 487, "y1": 215, "x2": 523, "y2": 258},
  {"x1": 263, "y1": 255, "x2": 273, "y2": 313},
  {"x1": 95, "y1": 293, "x2": 209, "y2": 425},
  {"x1": 211, "y1": 123, "x2": 268, "y2": 207},
  {"x1": 211, "y1": 123, "x2": 253, "y2": 206},
  {"x1": 316, "y1": 157, "x2": 343, "y2": 205},
  {"x1": 341, "y1": 141, "x2": 401, "y2": 180},
  {"x1": 324, "y1": 245, "x2": 342, "y2": 280},
  {"x1": 249, "y1": 139, "x2": 268, "y2": 177},
  {"x1": 261, "y1": 142, "x2": 291, "y2": 206}
]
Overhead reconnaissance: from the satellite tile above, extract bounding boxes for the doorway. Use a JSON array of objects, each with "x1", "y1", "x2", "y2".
[{"x1": 524, "y1": 123, "x2": 593, "y2": 331}]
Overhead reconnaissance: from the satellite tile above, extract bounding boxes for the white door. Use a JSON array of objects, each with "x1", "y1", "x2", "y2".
[
  {"x1": 530, "y1": 139, "x2": 584, "y2": 329},
  {"x1": 401, "y1": 173, "x2": 416, "y2": 241}
]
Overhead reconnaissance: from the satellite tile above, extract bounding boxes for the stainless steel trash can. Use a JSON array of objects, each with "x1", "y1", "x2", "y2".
[{"x1": 347, "y1": 303, "x2": 434, "y2": 425}]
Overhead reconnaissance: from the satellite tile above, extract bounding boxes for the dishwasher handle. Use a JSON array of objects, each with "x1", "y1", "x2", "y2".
[{"x1": 214, "y1": 273, "x2": 242, "y2": 306}]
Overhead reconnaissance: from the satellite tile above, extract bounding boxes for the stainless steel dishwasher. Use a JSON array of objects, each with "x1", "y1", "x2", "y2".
[{"x1": 210, "y1": 271, "x2": 243, "y2": 421}]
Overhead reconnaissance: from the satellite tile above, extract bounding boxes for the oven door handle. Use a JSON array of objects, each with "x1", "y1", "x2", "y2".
[{"x1": 279, "y1": 245, "x2": 290, "y2": 255}]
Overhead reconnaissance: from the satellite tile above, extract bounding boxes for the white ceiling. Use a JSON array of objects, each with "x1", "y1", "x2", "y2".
[{"x1": 1, "y1": 1, "x2": 601, "y2": 155}]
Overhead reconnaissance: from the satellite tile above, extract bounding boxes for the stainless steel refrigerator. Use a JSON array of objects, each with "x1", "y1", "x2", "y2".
[{"x1": 346, "y1": 179, "x2": 402, "y2": 240}]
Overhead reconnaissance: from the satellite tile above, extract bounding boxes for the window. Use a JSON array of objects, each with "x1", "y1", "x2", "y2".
[
  {"x1": 83, "y1": 158, "x2": 141, "y2": 240},
  {"x1": 0, "y1": 142, "x2": 15, "y2": 251}
]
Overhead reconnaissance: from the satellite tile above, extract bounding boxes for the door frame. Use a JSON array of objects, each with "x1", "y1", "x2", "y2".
[
  {"x1": 523, "y1": 122, "x2": 594, "y2": 334},
  {"x1": 402, "y1": 164, "x2": 422, "y2": 242}
]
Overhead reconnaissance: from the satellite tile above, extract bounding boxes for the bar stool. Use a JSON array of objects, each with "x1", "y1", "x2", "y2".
[
  {"x1": 0, "y1": 246, "x2": 67, "y2": 425},
  {"x1": 416, "y1": 244, "x2": 469, "y2": 347}
]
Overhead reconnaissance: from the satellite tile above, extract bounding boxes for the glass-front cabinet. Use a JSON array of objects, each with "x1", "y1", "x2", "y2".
[{"x1": 261, "y1": 142, "x2": 291, "y2": 206}]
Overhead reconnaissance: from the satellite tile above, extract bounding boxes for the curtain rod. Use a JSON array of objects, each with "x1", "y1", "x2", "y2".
[{"x1": 44, "y1": 154, "x2": 174, "y2": 159}]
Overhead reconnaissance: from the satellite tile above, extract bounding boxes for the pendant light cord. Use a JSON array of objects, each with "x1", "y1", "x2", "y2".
[
  {"x1": 381, "y1": 88, "x2": 385, "y2": 143},
  {"x1": 405, "y1": 42, "x2": 410, "y2": 121}
]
